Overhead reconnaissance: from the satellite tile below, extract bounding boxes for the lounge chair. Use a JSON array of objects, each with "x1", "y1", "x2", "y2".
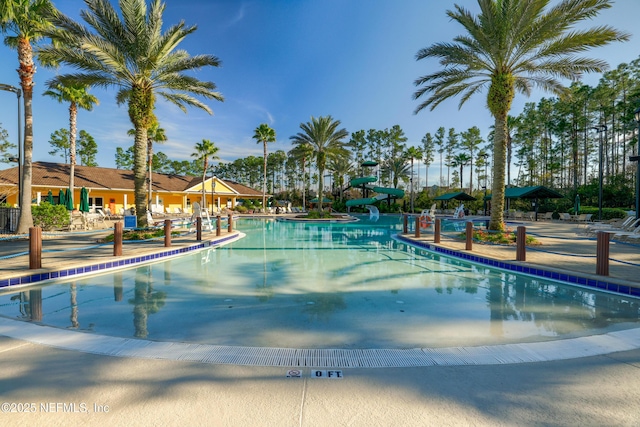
[
  {"x1": 573, "y1": 213, "x2": 592, "y2": 223},
  {"x1": 95, "y1": 209, "x2": 108, "y2": 225},
  {"x1": 559, "y1": 213, "x2": 572, "y2": 221},
  {"x1": 541, "y1": 212, "x2": 554, "y2": 221},
  {"x1": 585, "y1": 217, "x2": 639, "y2": 236},
  {"x1": 612, "y1": 224, "x2": 640, "y2": 241}
]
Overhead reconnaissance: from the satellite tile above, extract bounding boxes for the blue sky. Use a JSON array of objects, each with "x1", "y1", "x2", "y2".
[{"x1": 1, "y1": 0, "x2": 639, "y2": 186}]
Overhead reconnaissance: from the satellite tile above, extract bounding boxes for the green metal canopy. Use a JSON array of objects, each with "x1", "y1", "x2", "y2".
[
  {"x1": 434, "y1": 191, "x2": 477, "y2": 201},
  {"x1": 361, "y1": 160, "x2": 378, "y2": 167},
  {"x1": 484, "y1": 186, "x2": 564, "y2": 200}
]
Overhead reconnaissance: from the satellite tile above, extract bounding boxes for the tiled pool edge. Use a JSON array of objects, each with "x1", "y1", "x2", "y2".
[
  {"x1": 395, "y1": 234, "x2": 640, "y2": 299},
  {"x1": 1, "y1": 316, "x2": 639, "y2": 367},
  {"x1": 0, "y1": 233, "x2": 244, "y2": 291}
]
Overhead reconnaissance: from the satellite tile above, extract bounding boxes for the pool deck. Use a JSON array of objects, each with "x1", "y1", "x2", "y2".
[
  {"x1": 1, "y1": 218, "x2": 640, "y2": 425},
  {"x1": 399, "y1": 219, "x2": 640, "y2": 290}
]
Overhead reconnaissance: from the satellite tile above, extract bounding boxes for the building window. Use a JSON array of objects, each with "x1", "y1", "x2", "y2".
[{"x1": 89, "y1": 197, "x2": 104, "y2": 210}]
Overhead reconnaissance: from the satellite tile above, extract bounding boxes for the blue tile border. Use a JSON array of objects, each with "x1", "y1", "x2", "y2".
[
  {"x1": 0, "y1": 233, "x2": 241, "y2": 291},
  {"x1": 396, "y1": 234, "x2": 640, "y2": 299}
]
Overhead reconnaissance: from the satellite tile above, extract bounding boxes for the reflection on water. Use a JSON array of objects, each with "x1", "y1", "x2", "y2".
[
  {"x1": 0, "y1": 216, "x2": 638, "y2": 349},
  {"x1": 129, "y1": 266, "x2": 166, "y2": 338}
]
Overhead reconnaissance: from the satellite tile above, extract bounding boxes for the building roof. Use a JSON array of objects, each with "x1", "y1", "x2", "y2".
[
  {"x1": 434, "y1": 191, "x2": 477, "y2": 201},
  {"x1": 0, "y1": 162, "x2": 264, "y2": 197},
  {"x1": 484, "y1": 186, "x2": 564, "y2": 200}
]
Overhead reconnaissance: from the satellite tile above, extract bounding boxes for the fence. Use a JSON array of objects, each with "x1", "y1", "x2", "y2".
[{"x1": 0, "y1": 207, "x2": 20, "y2": 233}]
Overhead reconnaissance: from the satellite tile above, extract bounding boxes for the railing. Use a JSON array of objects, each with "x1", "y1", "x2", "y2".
[{"x1": 0, "y1": 207, "x2": 20, "y2": 233}]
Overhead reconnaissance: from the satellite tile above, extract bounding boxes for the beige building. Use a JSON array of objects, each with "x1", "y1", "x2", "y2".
[{"x1": 0, "y1": 162, "x2": 265, "y2": 214}]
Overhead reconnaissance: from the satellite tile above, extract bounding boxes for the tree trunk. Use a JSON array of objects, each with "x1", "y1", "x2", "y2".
[
  {"x1": 263, "y1": 140, "x2": 267, "y2": 212},
  {"x1": 69, "y1": 102, "x2": 77, "y2": 206},
  {"x1": 148, "y1": 141, "x2": 153, "y2": 212},
  {"x1": 202, "y1": 158, "x2": 208, "y2": 209},
  {"x1": 490, "y1": 113, "x2": 507, "y2": 231},
  {"x1": 133, "y1": 126, "x2": 148, "y2": 226},
  {"x1": 16, "y1": 38, "x2": 35, "y2": 233}
]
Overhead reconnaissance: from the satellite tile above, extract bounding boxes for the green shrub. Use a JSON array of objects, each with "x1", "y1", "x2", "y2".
[
  {"x1": 305, "y1": 210, "x2": 333, "y2": 219},
  {"x1": 32, "y1": 202, "x2": 70, "y2": 230},
  {"x1": 103, "y1": 228, "x2": 179, "y2": 242},
  {"x1": 569, "y1": 206, "x2": 627, "y2": 220}
]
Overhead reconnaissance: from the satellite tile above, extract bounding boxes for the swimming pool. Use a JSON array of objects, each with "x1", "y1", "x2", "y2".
[{"x1": 0, "y1": 215, "x2": 638, "y2": 349}]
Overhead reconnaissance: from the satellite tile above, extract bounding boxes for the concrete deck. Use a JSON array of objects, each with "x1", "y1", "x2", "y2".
[{"x1": 0, "y1": 219, "x2": 639, "y2": 425}]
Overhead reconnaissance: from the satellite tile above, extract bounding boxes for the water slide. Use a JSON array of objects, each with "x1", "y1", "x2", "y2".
[
  {"x1": 350, "y1": 176, "x2": 377, "y2": 187},
  {"x1": 345, "y1": 178, "x2": 406, "y2": 207}
]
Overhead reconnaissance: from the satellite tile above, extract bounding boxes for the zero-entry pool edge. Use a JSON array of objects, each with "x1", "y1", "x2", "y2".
[
  {"x1": 0, "y1": 233, "x2": 244, "y2": 292},
  {"x1": 394, "y1": 233, "x2": 640, "y2": 300}
]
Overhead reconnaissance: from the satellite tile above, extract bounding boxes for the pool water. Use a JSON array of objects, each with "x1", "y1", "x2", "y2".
[{"x1": 0, "y1": 215, "x2": 638, "y2": 349}]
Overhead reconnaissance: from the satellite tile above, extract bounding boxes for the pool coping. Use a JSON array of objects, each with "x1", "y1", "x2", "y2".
[
  {"x1": 0, "y1": 233, "x2": 244, "y2": 292},
  {"x1": 394, "y1": 233, "x2": 640, "y2": 299},
  {"x1": 1, "y1": 316, "x2": 639, "y2": 367}
]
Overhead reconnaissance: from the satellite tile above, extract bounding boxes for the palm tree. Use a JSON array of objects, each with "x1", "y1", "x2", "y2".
[
  {"x1": 1, "y1": 0, "x2": 58, "y2": 233},
  {"x1": 290, "y1": 116, "x2": 349, "y2": 212},
  {"x1": 413, "y1": 0, "x2": 629, "y2": 231},
  {"x1": 252, "y1": 123, "x2": 276, "y2": 212},
  {"x1": 405, "y1": 146, "x2": 423, "y2": 212},
  {"x1": 43, "y1": 82, "x2": 98, "y2": 203},
  {"x1": 39, "y1": 0, "x2": 223, "y2": 227},
  {"x1": 128, "y1": 119, "x2": 167, "y2": 212},
  {"x1": 451, "y1": 153, "x2": 471, "y2": 191},
  {"x1": 192, "y1": 139, "x2": 219, "y2": 210},
  {"x1": 288, "y1": 142, "x2": 314, "y2": 209},
  {"x1": 327, "y1": 155, "x2": 353, "y2": 201},
  {"x1": 382, "y1": 157, "x2": 410, "y2": 190}
]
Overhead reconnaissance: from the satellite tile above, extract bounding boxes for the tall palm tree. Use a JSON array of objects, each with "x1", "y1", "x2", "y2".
[
  {"x1": 39, "y1": 0, "x2": 223, "y2": 227},
  {"x1": 451, "y1": 153, "x2": 471, "y2": 191},
  {"x1": 146, "y1": 122, "x2": 167, "y2": 211},
  {"x1": 413, "y1": 0, "x2": 629, "y2": 231},
  {"x1": 405, "y1": 146, "x2": 423, "y2": 212},
  {"x1": 288, "y1": 142, "x2": 314, "y2": 209},
  {"x1": 1, "y1": 0, "x2": 58, "y2": 233},
  {"x1": 43, "y1": 82, "x2": 98, "y2": 203},
  {"x1": 252, "y1": 123, "x2": 276, "y2": 212},
  {"x1": 327, "y1": 155, "x2": 353, "y2": 201},
  {"x1": 192, "y1": 139, "x2": 219, "y2": 210},
  {"x1": 382, "y1": 157, "x2": 410, "y2": 190},
  {"x1": 290, "y1": 116, "x2": 349, "y2": 212},
  {"x1": 128, "y1": 119, "x2": 167, "y2": 211}
]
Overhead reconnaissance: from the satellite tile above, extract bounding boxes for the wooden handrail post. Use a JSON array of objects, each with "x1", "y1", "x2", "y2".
[
  {"x1": 164, "y1": 219, "x2": 172, "y2": 247},
  {"x1": 516, "y1": 226, "x2": 526, "y2": 261},
  {"x1": 414, "y1": 216, "x2": 421, "y2": 238},
  {"x1": 114, "y1": 222, "x2": 123, "y2": 256},
  {"x1": 29, "y1": 227, "x2": 42, "y2": 269},
  {"x1": 228, "y1": 213, "x2": 233, "y2": 232},
  {"x1": 403, "y1": 214, "x2": 408, "y2": 234},
  {"x1": 434, "y1": 218, "x2": 441, "y2": 243},
  {"x1": 596, "y1": 231, "x2": 610, "y2": 276},
  {"x1": 216, "y1": 215, "x2": 221, "y2": 236},
  {"x1": 196, "y1": 217, "x2": 202, "y2": 241},
  {"x1": 465, "y1": 221, "x2": 473, "y2": 251}
]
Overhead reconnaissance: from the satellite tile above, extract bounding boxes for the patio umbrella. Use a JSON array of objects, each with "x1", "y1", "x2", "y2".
[
  {"x1": 65, "y1": 188, "x2": 74, "y2": 210},
  {"x1": 58, "y1": 189, "x2": 66, "y2": 206},
  {"x1": 47, "y1": 190, "x2": 54, "y2": 204},
  {"x1": 79, "y1": 187, "x2": 90, "y2": 212},
  {"x1": 574, "y1": 194, "x2": 581, "y2": 215}
]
